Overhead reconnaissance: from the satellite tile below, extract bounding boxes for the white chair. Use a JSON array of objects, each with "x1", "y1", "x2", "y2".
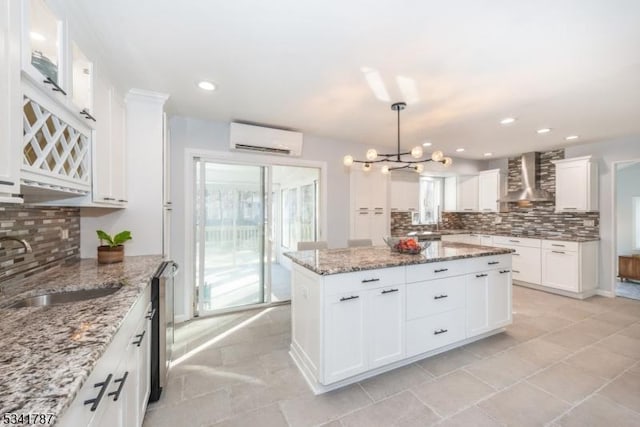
[
  {"x1": 297, "y1": 241, "x2": 328, "y2": 251},
  {"x1": 347, "y1": 239, "x2": 373, "y2": 247}
]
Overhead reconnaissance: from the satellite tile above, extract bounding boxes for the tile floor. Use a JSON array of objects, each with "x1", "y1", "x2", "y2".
[{"x1": 144, "y1": 286, "x2": 640, "y2": 427}]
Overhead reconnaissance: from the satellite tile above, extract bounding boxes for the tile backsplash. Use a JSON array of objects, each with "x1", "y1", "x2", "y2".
[
  {"x1": 391, "y1": 149, "x2": 600, "y2": 239},
  {"x1": 0, "y1": 204, "x2": 80, "y2": 283}
]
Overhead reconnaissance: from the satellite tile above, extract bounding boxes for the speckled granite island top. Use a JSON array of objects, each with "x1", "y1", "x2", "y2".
[
  {"x1": 284, "y1": 242, "x2": 514, "y2": 275},
  {"x1": 0, "y1": 255, "x2": 163, "y2": 421}
]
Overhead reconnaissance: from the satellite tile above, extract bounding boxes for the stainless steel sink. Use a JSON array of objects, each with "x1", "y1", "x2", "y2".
[{"x1": 5, "y1": 285, "x2": 123, "y2": 309}]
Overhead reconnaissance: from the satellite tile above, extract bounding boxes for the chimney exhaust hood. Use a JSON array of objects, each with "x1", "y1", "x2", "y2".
[{"x1": 500, "y1": 152, "x2": 553, "y2": 205}]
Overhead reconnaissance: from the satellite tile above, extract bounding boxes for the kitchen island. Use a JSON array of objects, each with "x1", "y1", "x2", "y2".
[{"x1": 285, "y1": 242, "x2": 514, "y2": 394}]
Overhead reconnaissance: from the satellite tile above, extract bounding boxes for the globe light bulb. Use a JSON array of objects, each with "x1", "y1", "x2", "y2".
[
  {"x1": 443, "y1": 157, "x2": 453, "y2": 167},
  {"x1": 415, "y1": 164, "x2": 424, "y2": 173},
  {"x1": 411, "y1": 146, "x2": 423, "y2": 159},
  {"x1": 343, "y1": 155, "x2": 354, "y2": 166},
  {"x1": 431, "y1": 150, "x2": 444, "y2": 162},
  {"x1": 366, "y1": 149, "x2": 378, "y2": 161},
  {"x1": 362, "y1": 163, "x2": 372, "y2": 172},
  {"x1": 381, "y1": 165, "x2": 390, "y2": 175}
]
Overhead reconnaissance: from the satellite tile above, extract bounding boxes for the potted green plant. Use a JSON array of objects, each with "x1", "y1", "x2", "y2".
[{"x1": 97, "y1": 230, "x2": 132, "y2": 264}]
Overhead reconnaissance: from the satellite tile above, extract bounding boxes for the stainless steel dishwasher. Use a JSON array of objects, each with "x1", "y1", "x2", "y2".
[{"x1": 149, "y1": 260, "x2": 178, "y2": 402}]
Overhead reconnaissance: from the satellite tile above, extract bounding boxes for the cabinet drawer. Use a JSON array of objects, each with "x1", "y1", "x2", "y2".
[
  {"x1": 406, "y1": 259, "x2": 471, "y2": 283},
  {"x1": 406, "y1": 309, "x2": 466, "y2": 357},
  {"x1": 492, "y1": 236, "x2": 541, "y2": 248},
  {"x1": 466, "y1": 254, "x2": 511, "y2": 272},
  {"x1": 406, "y1": 276, "x2": 466, "y2": 319},
  {"x1": 541, "y1": 240, "x2": 579, "y2": 252},
  {"x1": 324, "y1": 267, "x2": 405, "y2": 296}
]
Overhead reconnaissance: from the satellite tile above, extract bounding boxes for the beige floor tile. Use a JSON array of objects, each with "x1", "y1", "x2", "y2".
[
  {"x1": 279, "y1": 384, "x2": 372, "y2": 427},
  {"x1": 510, "y1": 314, "x2": 573, "y2": 332},
  {"x1": 359, "y1": 363, "x2": 433, "y2": 402},
  {"x1": 182, "y1": 361, "x2": 267, "y2": 400},
  {"x1": 503, "y1": 320, "x2": 546, "y2": 342},
  {"x1": 619, "y1": 322, "x2": 640, "y2": 339},
  {"x1": 416, "y1": 348, "x2": 481, "y2": 377},
  {"x1": 541, "y1": 327, "x2": 599, "y2": 351},
  {"x1": 599, "y1": 370, "x2": 640, "y2": 412},
  {"x1": 506, "y1": 338, "x2": 570, "y2": 368},
  {"x1": 571, "y1": 318, "x2": 621, "y2": 339},
  {"x1": 565, "y1": 345, "x2": 635, "y2": 379},
  {"x1": 465, "y1": 351, "x2": 539, "y2": 389},
  {"x1": 146, "y1": 375, "x2": 185, "y2": 410},
  {"x1": 528, "y1": 362, "x2": 606, "y2": 403},
  {"x1": 551, "y1": 305, "x2": 595, "y2": 322},
  {"x1": 411, "y1": 370, "x2": 494, "y2": 417},
  {"x1": 593, "y1": 311, "x2": 638, "y2": 327},
  {"x1": 319, "y1": 421, "x2": 343, "y2": 427},
  {"x1": 478, "y1": 382, "x2": 569, "y2": 427},
  {"x1": 339, "y1": 391, "x2": 439, "y2": 427},
  {"x1": 209, "y1": 403, "x2": 288, "y2": 427},
  {"x1": 556, "y1": 394, "x2": 640, "y2": 427},
  {"x1": 438, "y1": 406, "x2": 503, "y2": 427},
  {"x1": 463, "y1": 333, "x2": 519, "y2": 358},
  {"x1": 259, "y1": 348, "x2": 296, "y2": 373},
  {"x1": 142, "y1": 389, "x2": 232, "y2": 427},
  {"x1": 596, "y1": 334, "x2": 640, "y2": 359},
  {"x1": 171, "y1": 347, "x2": 224, "y2": 377}
]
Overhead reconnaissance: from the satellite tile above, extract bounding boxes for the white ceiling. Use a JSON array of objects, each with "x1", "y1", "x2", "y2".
[{"x1": 63, "y1": 0, "x2": 640, "y2": 159}]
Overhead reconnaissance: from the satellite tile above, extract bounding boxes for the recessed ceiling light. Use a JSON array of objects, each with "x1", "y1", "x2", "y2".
[
  {"x1": 456, "y1": 148, "x2": 465, "y2": 152},
  {"x1": 484, "y1": 152, "x2": 493, "y2": 157},
  {"x1": 30, "y1": 32, "x2": 46, "y2": 41},
  {"x1": 500, "y1": 117, "x2": 516, "y2": 125},
  {"x1": 537, "y1": 128, "x2": 552, "y2": 134},
  {"x1": 422, "y1": 141, "x2": 432, "y2": 147},
  {"x1": 565, "y1": 135, "x2": 579, "y2": 140},
  {"x1": 197, "y1": 81, "x2": 216, "y2": 91}
]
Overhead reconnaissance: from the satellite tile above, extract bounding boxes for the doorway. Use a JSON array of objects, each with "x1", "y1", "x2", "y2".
[
  {"x1": 192, "y1": 158, "x2": 322, "y2": 316},
  {"x1": 614, "y1": 160, "x2": 640, "y2": 300}
]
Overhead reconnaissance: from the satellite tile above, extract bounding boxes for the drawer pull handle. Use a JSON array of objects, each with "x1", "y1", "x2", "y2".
[
  {"x1": 108, "y1": 371, "x2": 129, "y2": 401},
  {"x1": 563, "y1": 207, "x2": 577, "y2": 210},
  {"x1": 80, "y1": 109, "x2": 97, "y2": 122},
  {"x1": 476, "y1": 273, "x2": 488, "y2": 278},
  {"x1": 340, "y1": 295, "x2": 359, "y2": 302},
  {"x1": 552, "y1": 250, "x2": 566, "y2": 254},
  {"x1": 512, "y1": 269, "x2": 521, "y2": 273},
  {"x1": 434, "y1": 294, "x2": 448, "y2": 300},
  {"x1": 146, "y1": 308, "x2": 156, "y2": 320},
  {"x1": 434, "y1": 268, "x2": 448, "y2": 273},
  {"x1": 512, "y1": 253, "x2": 520, "y2": 256},
  {"x1": 499, "y1": 270, "x2": 510, "y2": 274},
  {"x1": 84, "y1": 374, "x2": 112, "y2": 411},
  {"x1": 43, "y1": 76, "x2": 67, "y2": 95},
  {"x1": 381, "y1": 288, "x2": 399, "y2": 294},
  {"x1": 132, "y1": 330, "x2": 146, "y2": 347},
  {"x1": 509, "y1": 239, "x2": 520, "y2": 243},
  {"x1": 551, "y1": 244, "x2": 565, "y2": 247},
  {"x1": 361, "y1": 278, "x2": 380, "y2": 283},
  {"x1": 434, "y1": 329, "x2": 448, "y2": 335},
  {"x1": 488, "y1": 261, "x2": 500, "y2": 265}
]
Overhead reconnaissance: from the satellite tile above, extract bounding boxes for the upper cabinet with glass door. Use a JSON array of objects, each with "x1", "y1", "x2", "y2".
[{"x1": 70, "y1": 40, "x2": 94, "y2": 120}]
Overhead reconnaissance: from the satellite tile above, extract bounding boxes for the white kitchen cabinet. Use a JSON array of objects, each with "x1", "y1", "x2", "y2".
[
  {"x1": 0, "y1": 0, "x2": 22, "y2": 202},
  {"x1": 478, "y1": 169, "x2": 506, "y2": 212},
  {"x1": 369, "y1": 285, "x2": 405, "y2": 368},
  {"x1": 491, "y1": 236, "x2": 542, "y2": 285},
  {"x1": 443, "y1": 175, "x2": 478, "y2": 212},
  {"x1": 441, "y1": 234, "x2": 481, "y2": 245},
  {"x1": 466, "y1": 268, "x2": 512, "y2": 338},
  {"x1": 70, "y1": 39, "x2": 94, "y2": 117},
  {"x1": 57, "y1": 288, "x2": 151, "y2": 427},
  {"x1": 541, "y1": 240, "x2": 598, "y2": 297},
  {"x1": 350, "y1": 169, "x2": 388, "y2": 245},
  {"x1": 552, "y1": 156, "x2": 598, "y2": 212},
  {"x1": 389, "y1": 173, "x2": 419, "y2": 212}
]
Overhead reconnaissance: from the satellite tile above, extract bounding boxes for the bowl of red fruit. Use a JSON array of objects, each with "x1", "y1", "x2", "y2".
[{"x1": 383, "y1": 237, "x2": 429, "y2": 254}]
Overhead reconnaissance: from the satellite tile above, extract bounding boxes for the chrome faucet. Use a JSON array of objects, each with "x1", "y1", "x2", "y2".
[{"x1": 0, "y1": 236, "x2": 32, "y2": 253}]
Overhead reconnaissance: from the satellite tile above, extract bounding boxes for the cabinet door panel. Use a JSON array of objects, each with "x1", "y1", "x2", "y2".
[
  {"x1": 406, "y1": 276, "x2": 465, "y2": 319},
  {"x1": 368, "y1": 286, "x2": 405, "y2": 368},
  {"x1": 458, "y1": 176, "x2": 478, "y2": 212},
  {"x1": 555, "y1": 165, "x2": 586, "y2": 211},
  {"x1": 489, "y1": 270, "x2": 512, "y2": 328},
  {"x1": 110, "y1": 89, "x2": 126, "y2": 202},
  {"x1": 406, "y1": 308, "x2": 466, "y2": 356},
  {"x1": 466, "y1": 273, "x2": 490, "y2": 337},
  {"x1": 323, "y1": 292, "x2": 367, "y2": 384},
  {"x1": 541, "y1": 250, "x2": 579, "y2": 291},
  {"x1": 92, "y1": 75, "x2": 111, "y2": 201},
  {"x1": 478, "y1": 172, "x2": 498, "y2": 212}
]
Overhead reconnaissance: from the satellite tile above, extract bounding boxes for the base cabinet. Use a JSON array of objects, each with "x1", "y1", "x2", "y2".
[{"x1": 57, "y1": 288, "x2": 151, "y2": 427}]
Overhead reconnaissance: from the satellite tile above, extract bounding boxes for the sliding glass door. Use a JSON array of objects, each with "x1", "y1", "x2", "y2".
[{"x1": 195, "y1": 161, "x2": 268, "y2": 314}]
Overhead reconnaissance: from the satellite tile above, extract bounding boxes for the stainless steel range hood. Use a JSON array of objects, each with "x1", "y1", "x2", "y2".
[{"x1": 500, "y1": 152, "x2": 553, "y2": 203}]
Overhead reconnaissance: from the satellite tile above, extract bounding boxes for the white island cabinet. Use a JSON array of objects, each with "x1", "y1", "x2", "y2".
[{"x1": 287, "y1": 245, "x2": 512, "y2": 394}]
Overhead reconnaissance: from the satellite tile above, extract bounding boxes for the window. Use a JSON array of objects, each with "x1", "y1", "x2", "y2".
[
  {"x1": 634, "y1": 196, "x2": 640, "y2": 250},
  {"x1": 419, "y1": 177, "x2": 444, "y2": 224}
]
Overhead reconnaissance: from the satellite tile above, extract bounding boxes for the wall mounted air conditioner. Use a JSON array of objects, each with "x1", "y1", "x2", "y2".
[{"x1": 230, "y1": 122, "x2": 303, "y2": 157}]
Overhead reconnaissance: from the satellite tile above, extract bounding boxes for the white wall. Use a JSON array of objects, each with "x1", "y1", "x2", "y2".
[
  {"x1": 615, "y1": 162, "x2": 640, "y2": 259},
  {"x1": 565, "y1": 135, "x2": 640, "y2": 295},
  {"x1": 169, "y1": 115, "x2": 484, "y2": 320}
]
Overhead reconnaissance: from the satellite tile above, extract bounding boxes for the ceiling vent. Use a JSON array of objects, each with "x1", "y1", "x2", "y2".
[{"x1": 230, "y1": 122, "x2": 303, "y2": 157}]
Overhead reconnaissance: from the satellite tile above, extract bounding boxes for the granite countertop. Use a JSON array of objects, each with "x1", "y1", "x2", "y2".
[
  {"x1": 284, "y1": 242, "x2": 514, "y2": 275},
  {"x1": 406, "y1": 230, "x2": 600, "y2": 242},
  {"x1": 0, "y1": 255, "x2": 163, "y2": 421}
]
